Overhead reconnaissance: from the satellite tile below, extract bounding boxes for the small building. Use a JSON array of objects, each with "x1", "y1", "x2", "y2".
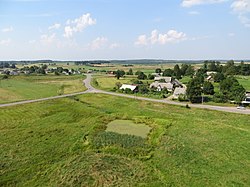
[
  {"x1": 206, "y1": 71, "x2": 217, "y2": 76},
  {"x1": 242, "y1": 92, "x2": 250, "y2": 104},
  {"x1": 120, "y1": 84, "x2": 138, "y2": 92},
  {"x1": 151, "y1": 73, "x2": 161, "y2": 77},
  {"x1": 173, "y1": 87, "x2": 186, "y2": 99},
  {"x1": 154, "y1": 76, "x2": 172, "y2": 83},
  {"x1": 206, "y1": 75, "x2": 213, "y2": 81},
  {"x1": 150, "y1": 82, "x2": 173, "y2": 92}
]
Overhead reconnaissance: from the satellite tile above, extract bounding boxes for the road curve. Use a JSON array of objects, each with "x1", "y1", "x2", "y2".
[{"x1": 1, "y1": 74, "x2": 250, "y2": 115}]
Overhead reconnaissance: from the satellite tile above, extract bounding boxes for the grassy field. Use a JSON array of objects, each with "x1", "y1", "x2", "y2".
[
  {"x1": 93, "y1": 75, "x2": 134, "y2": 91},
  {"x1": 106, "y1": 120, "x2": 151, "y2": 138},
  {"x1": 236, "y1": 76, "x2": 250, "y2": 91},
  {"x1": 1, "y1": 94, "x2": 250, "y2": 186},
  {"x1": 0, "y1": 75, "x2": 86, "y2": 104}
]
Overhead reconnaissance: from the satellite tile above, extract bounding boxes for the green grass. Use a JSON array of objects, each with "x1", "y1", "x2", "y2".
[
  {"x1": 236, "y1": 76, "x2": 250, "y2": 91},
  {"x1": 93, "y1": 75, "x2": 134, "y2": 91},
  {"x1": 0, "y1": 94, "x2": 250, "y2": 186},
  {"x1": 0, "y1": 75, "x2": 86, "y2": 104},
  {"x1": 180, "y1": 76, "x2": 192, "y2": 84},
  {"x1": 106, "y1": 120, "x2": 151, "y2": 138}
]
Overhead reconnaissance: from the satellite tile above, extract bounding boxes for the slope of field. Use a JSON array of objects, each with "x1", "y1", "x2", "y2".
[
  {"x1": 0, "y1": 75, "x2": 86, "y2": 104},
  {"x1": 0, "y1": 94, "x2": 249, "y2": 186},
  {"x1": 236, "y1": 76, "x2": 250, "y2": 91}
]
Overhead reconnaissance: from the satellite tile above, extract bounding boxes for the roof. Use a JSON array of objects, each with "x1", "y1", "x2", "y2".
[
  {"x1": 150, "y1": 82, "x2": 173, "y2": 91},
  {"x1": 154, "y1": 76, "x2": 172, "y2": 82},
  {"x1": 120, "y1": 84, "x2": 137, "y2": 91},
  {"x1": 173, "y1": 87, "x2": 186, "y2": 96},
  {"x1": 206, "y1": 71, "x2": 217, "y2": 75}
]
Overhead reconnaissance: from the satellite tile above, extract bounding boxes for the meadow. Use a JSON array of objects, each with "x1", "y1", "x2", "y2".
[
  {"x1": 0, "y1": 75, "x2": 86, "y2": 104},
  {"x1": 1, "y1": 94, "x2": 250, "y2": 186},
  {"x1": 236, "y1": 76, "x2": 250, "y2": 91}
]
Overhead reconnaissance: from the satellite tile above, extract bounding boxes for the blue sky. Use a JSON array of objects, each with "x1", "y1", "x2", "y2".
[{"x1": 0, "y1": 0, "x2": 249, "y2": 60}]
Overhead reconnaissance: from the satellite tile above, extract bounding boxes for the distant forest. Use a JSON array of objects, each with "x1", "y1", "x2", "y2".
[{"x1": 1, "y1": 59, "x2": 250, "y2": 66}]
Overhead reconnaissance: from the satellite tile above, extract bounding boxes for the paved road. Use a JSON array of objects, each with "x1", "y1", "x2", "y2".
[{"x1": 1, "y1": 74, "x2": 250, "y2": 115}]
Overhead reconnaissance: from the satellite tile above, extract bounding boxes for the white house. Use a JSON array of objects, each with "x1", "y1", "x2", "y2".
[
  {"x1": 242, "y1": 92, "x2": 250, "y2": 104},
  {"x1": 120, "y1": 84, "x2": 137, "y2": 92}
]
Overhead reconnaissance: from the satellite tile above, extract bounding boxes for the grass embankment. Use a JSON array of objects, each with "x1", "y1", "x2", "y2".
[
  {"x1": 0, "y1": 75, "x2": 86, "y2": 104},
  {"x1": 1, "y1": 94, "x2": 250, "y2": 186}
]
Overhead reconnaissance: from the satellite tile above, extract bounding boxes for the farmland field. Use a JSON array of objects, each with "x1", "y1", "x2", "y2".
[
  {"x1": 0, "y1": 75, "x2": 86, "y2": 104},
  {"x1": 1, "y1": 94, "x2": 250, "y2": 186}
]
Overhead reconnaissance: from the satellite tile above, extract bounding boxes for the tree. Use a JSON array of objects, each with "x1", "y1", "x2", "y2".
[
  {"x1": 115, "y1": 82, "x2": 122, "y2": 90},
  {"x1": 138, "y1": 84, "x2": 149, "y2": 94},
  {"x1": 163, "y1": 68, "x2": 174, "y2": 77},
  {"x1": 174, "y1": 64, "x2": 182, "y2": 79},
  {"x1": 208, "y1": 61, "x2": 217, "y2": 71},
  {"x1": 155, "y1": 68, "x2": 162, "y2": 73},
  {"x1": 148, "y1": 74, "x2": 155, "y2": 80},
  {"x1": 137, "y1": 71, "x2": 147, "y2": 80},
  {"x1": 180, "y1": 64, "x2": 188, "y2": 76},
  {"x1": 127, "y1": 68, "x2": 133, "y2": 75},
  {"x1": 203, "y1": 81, "x2": 214, "y2": 95},
  {"x1": 214, "y1": 72, "x2": 225, "y2": 83},
  {"x1": 115, "y1": 70, "x2": 125, "y2": 79},
  {"x1": 219, "y1": 77, "x2": 245, "y2": 103},
  {"x1": 186, "y1": 78, "x2": 202, "y2": 103},
  {"x1": 185, "y1": 65, "x2": 195, "y2": 76},
  {"x1": 2, "y1": 75, "x2": 8, "y2": 79}
]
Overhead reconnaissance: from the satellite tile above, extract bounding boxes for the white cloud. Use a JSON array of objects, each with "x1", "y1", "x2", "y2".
[
  {"x1": 188, "y1": 11, "x2": 200, "y2": 15},
  {"x1": 135, "y1": 35, "x2": 148, "y2": 45},
  {"x1": 181, "y1": 0, "x2": 227, "y2": 7},
  {"x1": 89, "y1": 37, "x2": 108, "y2": 50},
  {"x1": 110, "y1": 43, "x2": 120, "y2": 49},
  {"x1": 1, "y1": 26, "x2": 13, "y2": 33},
  {"x1": 231, "y1": 0, "x2": 250, "y2": 27},
  {"x1": 228, "y1": 32, "x2": 235, "y2": 37},
  {"x1": 63, "y1": 13, "x2": 96, "y2": 38},
  {"x1": 48, "y1": 23, "x2": 60, "y2": 30},
  {"x1": 28, "y1": 40, "x2": 36, "y2": 44},
  {"x1": 40, "y1": 33, "x2": 56, "y2": 45},
  {"x1": 135, "y1": 29, "x2": 187, "y2": 46},
  {"x1": 0, "y1": 39, "x2": 11, "y2": 46},
  {"x1": 231, "y1": 0, "x2": 250, "y2": 12}
]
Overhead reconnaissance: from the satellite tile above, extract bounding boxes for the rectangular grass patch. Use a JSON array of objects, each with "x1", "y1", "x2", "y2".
[{"x1": 106, "y1": 120, "x2": 151, "y2": 138}]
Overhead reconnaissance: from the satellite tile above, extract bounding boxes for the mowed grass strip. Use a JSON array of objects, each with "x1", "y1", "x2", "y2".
[
  {"x1": 106, "y1": 120, "x2": 151, "y2": 138},
  {"x1": 0, "y1": 94, "x2": 250, "y2": 186}
]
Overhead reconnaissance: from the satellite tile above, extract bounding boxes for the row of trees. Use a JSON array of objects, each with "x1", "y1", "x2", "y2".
[
  {"x1": 187, "y1": 76, "x2": 245, "y2": 103},
  {"x1": 0, "y1": 62, "x2": 16, "y2": 69},
  {"x1": 203, "y1": 60, "x2": 250, "y2": 76},
  {"x1": 156, "y1": 64, "x2": 195, "y2": 79}
]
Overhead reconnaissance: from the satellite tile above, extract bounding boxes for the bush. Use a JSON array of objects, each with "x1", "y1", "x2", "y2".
[{"x1": 178, "y1": 94, "x2": 188, "y2": 101}]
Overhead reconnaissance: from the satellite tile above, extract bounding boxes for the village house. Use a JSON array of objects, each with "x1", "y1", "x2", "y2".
[
  {"x1": 173, "y1": 87, "x2": 186, "y2": 99},
  {"x1": 242, "y1": 91, "x2": 250, "y2": 105},
  {"x1": 150, "y1": 82, "x2": 173, "y2": 92},
  {"x1": 120, "y1": 84, "x2": 138, "y2": 92}
]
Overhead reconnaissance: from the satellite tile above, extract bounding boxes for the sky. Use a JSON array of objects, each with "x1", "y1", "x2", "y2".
[{"x1": 0, "y1": 0, "x2": 250, "y2": 60}]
